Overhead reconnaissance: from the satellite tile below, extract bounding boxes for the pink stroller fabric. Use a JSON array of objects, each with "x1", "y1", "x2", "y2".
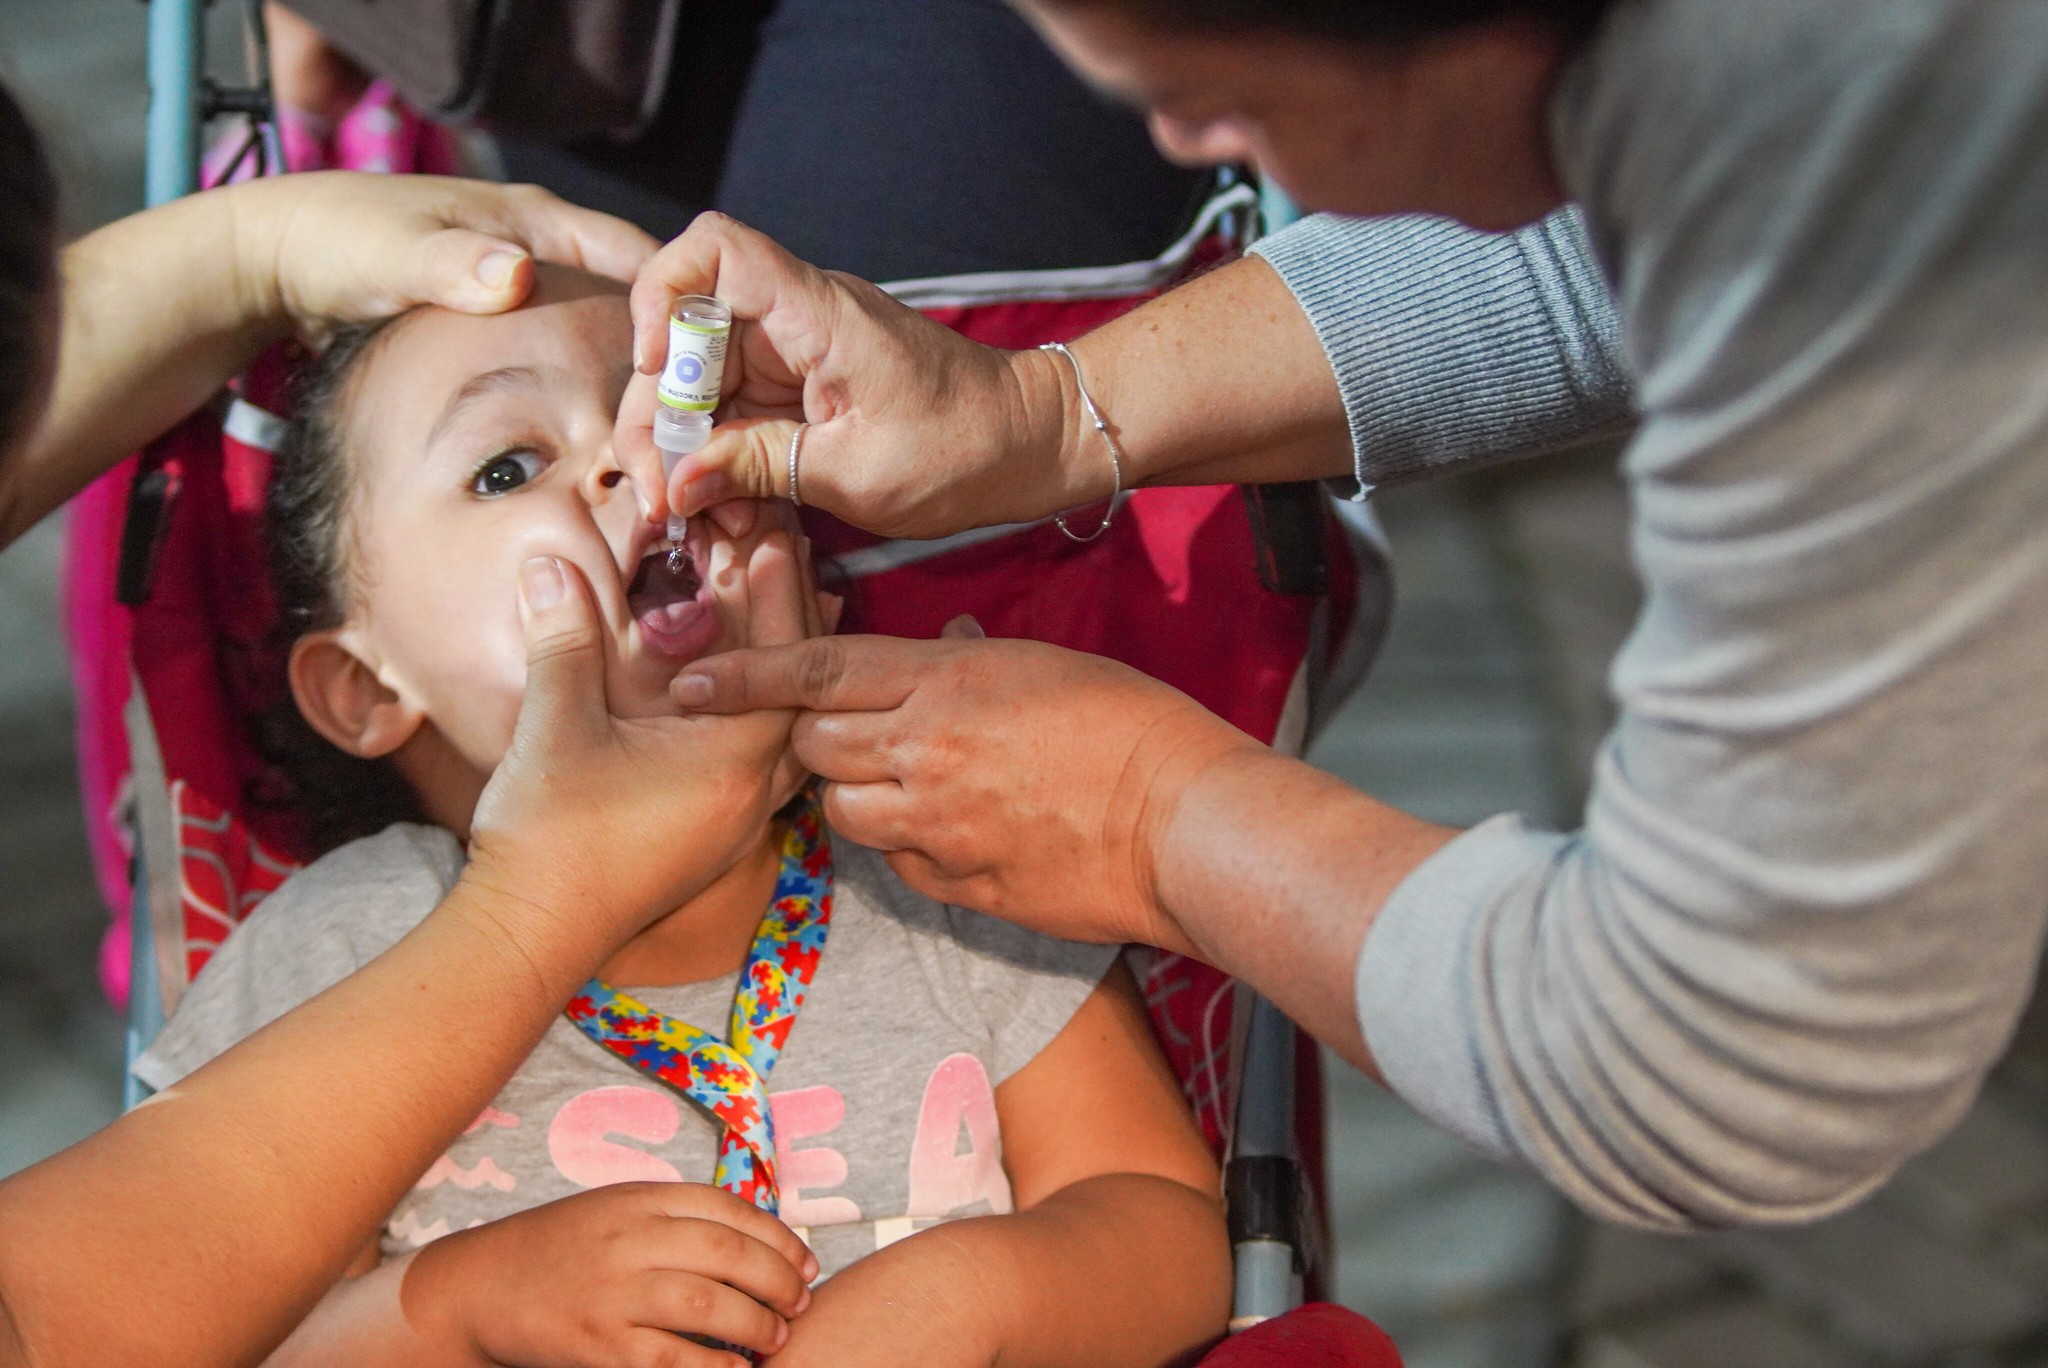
[{"x1": 204, "y1": 78, "x2": 460, "y2": 182}]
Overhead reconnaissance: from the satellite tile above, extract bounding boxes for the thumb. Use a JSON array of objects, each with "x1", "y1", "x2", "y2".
[
  {"x1": 414, "y1": 227, "x2": 539, "y2": 314},
  {"x1": 672, "y1": 417, "x2": 800, "y2": 518},
  {"x1": 513, "y1": 556, "x2": 610, "y2": 754}
]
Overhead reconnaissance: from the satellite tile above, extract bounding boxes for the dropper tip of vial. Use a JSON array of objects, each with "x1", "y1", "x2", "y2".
[{"x1": 664, "y1": 514, "x2": 691, "y2": 573}]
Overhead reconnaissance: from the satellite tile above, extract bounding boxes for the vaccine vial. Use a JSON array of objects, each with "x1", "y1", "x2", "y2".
[{"x1": 652, "y1": 296, "x2": 732, "y2": 557}]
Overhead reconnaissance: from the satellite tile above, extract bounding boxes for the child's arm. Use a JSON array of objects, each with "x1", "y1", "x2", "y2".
[
  {"x1": 262, "y1": 1183, "x2": 814, "y2": 1368},
  {"x1": 770, "y1": 961, "x2": 1230, "y2": 1368}
]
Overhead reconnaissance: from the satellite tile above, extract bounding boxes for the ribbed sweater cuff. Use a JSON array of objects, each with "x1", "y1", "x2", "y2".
[
  {"x1": 1251, "y1": 207, "x2": 1632, "y2": 491},
  {"x1": 1355, "y1": 813, "x2": 1570, "y2": 1162}
]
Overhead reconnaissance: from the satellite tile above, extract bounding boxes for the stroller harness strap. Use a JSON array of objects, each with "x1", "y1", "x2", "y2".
[{"x1": 565, "y1": 795, "x2": 834, "y2": 1215}]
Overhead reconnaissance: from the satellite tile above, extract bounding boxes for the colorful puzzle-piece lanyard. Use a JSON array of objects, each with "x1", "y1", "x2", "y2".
[{"x1": 565, "y1": 795, "x2": 832, "y2": 1216}]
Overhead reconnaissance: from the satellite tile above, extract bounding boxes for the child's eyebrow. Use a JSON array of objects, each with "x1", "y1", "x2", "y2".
[{"x1": 425, "y1": 365, "x2": 544, "y2": 449}]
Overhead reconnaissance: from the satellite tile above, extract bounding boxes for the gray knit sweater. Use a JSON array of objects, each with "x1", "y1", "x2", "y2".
[{"x1": 1252, "y1": 0, "x2": 2048, "y2": 1231}]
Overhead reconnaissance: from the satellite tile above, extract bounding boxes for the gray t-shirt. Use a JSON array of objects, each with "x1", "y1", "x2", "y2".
[{"x1": 135, "y1": 823, "x2": 1117, "y2": 1277}]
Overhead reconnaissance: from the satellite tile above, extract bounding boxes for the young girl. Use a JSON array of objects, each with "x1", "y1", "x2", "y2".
[{"x1": 134, "y1": 269, "x2": 1229, "y2": 1367}]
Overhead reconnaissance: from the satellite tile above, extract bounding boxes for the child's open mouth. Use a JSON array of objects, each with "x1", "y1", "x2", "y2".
[{"x1": 627, "y1": 544, "x2": 721, "y2": 662}]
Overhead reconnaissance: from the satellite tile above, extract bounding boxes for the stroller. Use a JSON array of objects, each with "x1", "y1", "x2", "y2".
[{"x1": 66, "y1": 5, "x2": 1401, "y2": 1364}]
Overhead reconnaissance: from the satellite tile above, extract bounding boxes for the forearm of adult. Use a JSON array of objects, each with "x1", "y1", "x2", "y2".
[
  {"x1": 0, "y1": 190, "x2": 279, "y2": 544},
  {"x1": 1023, "y1": 252, "x2": 1355, "y2": 496},
  {"x1": 1152, "y1": 747, "x2": 1458, "y2": 1074},
  {"x1": 0, "y1": 877, "x2": 616, "y2": 1368},
  {"x1": 1040, "y1": 206, "x2": 1633, "y2": 500}
]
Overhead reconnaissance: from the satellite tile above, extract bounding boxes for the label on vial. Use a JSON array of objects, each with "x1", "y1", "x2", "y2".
[{"x1": 659, "y1": 314, "x2": 730, "y2": 412}]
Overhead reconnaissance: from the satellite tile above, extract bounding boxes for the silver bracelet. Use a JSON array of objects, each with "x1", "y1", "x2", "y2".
[
  {"x1": 1039, "y1": 341, "x2": 1124, "y2": 544},
  {"x1": 787, "y1": 422, "x2": 807, "y2": 507}
]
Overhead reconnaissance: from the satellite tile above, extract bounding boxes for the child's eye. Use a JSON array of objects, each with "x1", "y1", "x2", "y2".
[{"x1": 469, "y1": 449, "x2": 546, "y2": 498}]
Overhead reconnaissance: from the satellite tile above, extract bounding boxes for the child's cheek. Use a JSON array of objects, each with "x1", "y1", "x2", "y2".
[{"x1": 420, "y1": 611, "x2": 530, "y2": 770}]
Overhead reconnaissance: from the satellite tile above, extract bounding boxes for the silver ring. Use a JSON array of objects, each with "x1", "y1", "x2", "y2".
[{"x1": 787, "y1": 423, "x2": 807, "y2": 507}]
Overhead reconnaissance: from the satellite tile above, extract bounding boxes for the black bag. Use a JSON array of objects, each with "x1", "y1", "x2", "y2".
[{"x1": 285, "y1": 0, "x2": 681, "y2": 141}]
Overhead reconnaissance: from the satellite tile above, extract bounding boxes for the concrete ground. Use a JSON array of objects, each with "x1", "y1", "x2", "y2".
[{"x1": 4, "y1": 7, "x2": 2048, "y2": 1368}]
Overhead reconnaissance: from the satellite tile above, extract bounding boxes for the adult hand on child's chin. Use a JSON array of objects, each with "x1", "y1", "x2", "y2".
[
  {"x1": 465, "y1": 528, "x2": 811, "y2": 947},
  {"x1": 671, "y1": 630, "x2": 1263, "y2": 957},
  {"x1": 227, "y1": 172, "x2": 659, "y2": 345}
]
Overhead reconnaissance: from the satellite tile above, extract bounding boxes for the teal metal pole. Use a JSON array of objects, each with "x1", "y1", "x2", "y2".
[
  {"x1": 123, "y1": 848, "x2": 162, "y2": 1108},
  {"x1": 145, "y1": 0, "x2": 204, "y2": 207},
  {"x1": 129, "y1": 0, "x2": 206, "y2": 1105},
  {"x1": 1260, "y1": 180, "x2": 1302, "y2": 236}
]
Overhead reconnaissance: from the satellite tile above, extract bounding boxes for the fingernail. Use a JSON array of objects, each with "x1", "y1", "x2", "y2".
[
  {"x1": 673, "y1": 673, "x2": 713, "y2": 708},
  {"x1": 710, "y1": 499, "x2": 758, "y2": 539},
  {"x1": 775, "y1": 1319, "x2": 791, "y2": 1347},
  {"x1": 803, "y1": 1250, "x2": 820, "y2": 1282},
  {"x1": 520, "y1": 556, "x2": 566, "y2": 611},
  {"x1": 476, "y1": 249, "x2": 526, "y2": 290}
]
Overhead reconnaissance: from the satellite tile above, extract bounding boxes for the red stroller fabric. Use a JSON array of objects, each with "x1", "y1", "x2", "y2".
[{"x1": 1204, "y1": 1305, "x2": 1404, "y2": 1368}]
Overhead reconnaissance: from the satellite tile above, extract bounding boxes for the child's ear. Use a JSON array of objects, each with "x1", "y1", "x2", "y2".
[{"x1": 287, "y1": 631, "x2": 425, "y2": 759}]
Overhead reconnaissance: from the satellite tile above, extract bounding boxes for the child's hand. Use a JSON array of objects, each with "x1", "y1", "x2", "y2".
[{"x1": 407, "y1": 1182, "x2": 817, "y2": 1368}]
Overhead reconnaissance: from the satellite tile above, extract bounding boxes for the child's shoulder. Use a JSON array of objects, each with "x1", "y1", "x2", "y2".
[
  {"x1": 831, "y1": 832, "x2": 1113, "y2": 975},
  {"x1": 826, "y1": 827, "x2": 1120, "y2": 1086},
  {"x1": 130, "y1": 823, "x2": 463, "y2": 1095},
  {"x1": 260, "y1": 821, "x2": 466, "y2": 952}
]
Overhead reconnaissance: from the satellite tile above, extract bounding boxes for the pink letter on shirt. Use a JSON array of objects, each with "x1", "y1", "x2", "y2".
[
  {"x1": 905, "y1": 1054, "x2": 1013, "y2": 1219},
  {"x1": 770, "y1": 1086, "x2": 861, "y2": 1227},
  {"x1": 549, "y1": 1085, "x2": 685, "y2": 1187},
  {"x1": 416, "y1": 1154, "x2": 516, "y2": 1192},
  {"x1": 463, "y1": 1106, "x2": 520, "y2": 1136}
]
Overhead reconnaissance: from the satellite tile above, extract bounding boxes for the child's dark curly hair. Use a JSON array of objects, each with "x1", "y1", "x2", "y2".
[{"x1": 260, "y1": 316, "x2": 428, "y2": 856}]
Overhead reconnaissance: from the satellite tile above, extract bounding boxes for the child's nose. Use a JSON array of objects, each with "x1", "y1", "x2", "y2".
[{"x1": 583, "y1": 440, "x2": 633, "y2": 507}]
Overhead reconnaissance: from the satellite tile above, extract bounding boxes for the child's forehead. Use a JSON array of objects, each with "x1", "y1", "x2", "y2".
[
  {"x1": 402, "y1": 269, "x2": 629, "y2": 351},
  {"x1": 365, "y1": 272, "x2": 632, "y2": 399}
]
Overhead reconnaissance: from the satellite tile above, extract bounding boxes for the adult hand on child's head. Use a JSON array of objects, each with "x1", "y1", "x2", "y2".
[
  {"x1": 613, "y1": 213, "x2": 1094, "y2": 539},
  {"x1": 227, "y1": 172, "x2": 658, "y2": 346},
  {"x1": 404, "y1": 1181, "x2": 817, "y2": 1368},
  {"x1": 465, "y1": 522, "x2": 816, "y2": 949}
]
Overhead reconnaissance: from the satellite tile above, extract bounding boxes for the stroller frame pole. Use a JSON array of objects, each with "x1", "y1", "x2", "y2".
[
  {"x1": 1228, "y1": 994, "x2": 1306, "y2": 1329},
  {"x1": 127, "y1": 0, "x2": 209, "y2": 1108},
  {"x1": 145, "y1": 0, "x2": 205, "y2": 207},
  {"x1": 1225, "y1": 176, "x2": 1314, "y2": 1333}
]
